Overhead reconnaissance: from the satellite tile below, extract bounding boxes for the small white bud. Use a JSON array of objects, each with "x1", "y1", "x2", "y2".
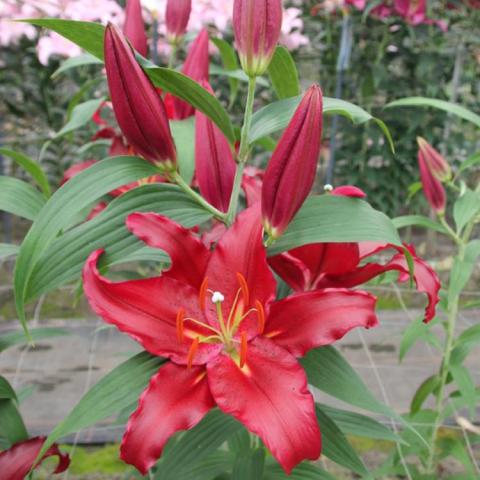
[
  {"x1": 211, "y1": 291, "x2": 225, "y2": 303},
  {"x1": 324, "y1": 184, "x2": 333, "y2": 192}
]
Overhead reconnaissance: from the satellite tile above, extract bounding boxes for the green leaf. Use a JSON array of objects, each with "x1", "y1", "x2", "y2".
[
  {"x1": 170, "y1": 118, "x2": 195, "y2": 185},
  {"x1": 450, "y1": 365, "x2": 477, "y2": 417},
  {"x1": 155, "y1": 409, "x2": 241, "y2": 480},
  {"x1": 163, "y1": 451, "x2": 233, "y2": 480},
  {"x1": 267, "y1": 195, "x2": 400, "y2": 256},
  {"x1": 52, "y1": 53, "x2": 103, "y2": 78},
  {"x1": 211, "y1": 37, "x2": 240, "y2": 107},
  {"x1": 231, "y1": 448, "x2": 265, "y2": 480},
  {"x1": 21, "y1": 19, "x2": 236, "y2": 144},
  {"x1": 0, "y1": 243, "x2": 19, "y2": 260},
  {"x1": 456, "y1": 323, "x2": 480, "y2": 350},
  {"x1": 458, "y1": 152, "x2": 480, "y2": 173},
  {"x1": 385, "y1": 97, "x2": 480, "y2": 128},
  {"x1": 25, "y1": 184, "x2": 211, "y2": 302},
  {"x1": 268, "y1": 46, "x2": 300, "y2": 99},
  {"x1": 399, "y1": 316, "x2": 441, "y2": 362},
  {"x1": 249, "y1": 96, "x2": 394, "y2": 152},
  {"x1": 0, "y1": 376, "x2": 17, "y2": 401},
  {"x1": 316, "y1": 405, "x2": 368, "y2": 475},
  {"x1": 448, "y1": 240, "x2": 480, "y2": 304},
  {"x1": 0, "y1": 399, "x2": 29, "y2": 446},
  {"x1": 36, "y1": 352, "x2": 165, "y2": 460},
  {"x1": 410, "y1": 375, "x2": 441, "y2": 415},
  {"x1": 0, "y1": 148, "x2": 51, "y2": 198},
  {"x1": 0, "y1": 176, "x2": 46, "y2": 221},
  {"x1": 393, "y1": 215, "x2": 448, "y2": 234},
  {"x1": 13, "y1": 156, "x2": 158, "y2": 331},
  {"x1": 264, "y1": 462, "x2": 336, "y2": 480},
  {"x1": 302, "y1": 346, "x2": 394, "y2": 417},
  {"x1": 318, "y1": 404, "x2": 402, "y2": 443},
  {"x1": 453, "y1": 189, "x2": 480, "y2": 233},
  {"x1": 0, "y1": 327, "x2": 68, "y2": 353},
  {"x1": 56, "y1": 97, "x2": 105, "y2": 138}
]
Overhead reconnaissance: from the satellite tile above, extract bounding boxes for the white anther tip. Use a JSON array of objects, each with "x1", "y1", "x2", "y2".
[
  {"x1": 211, "y1": 291, "x2": 225, "y2": 303},
  {"x1": 324, "y1": 184, "x2": 333, "y2": 192}
]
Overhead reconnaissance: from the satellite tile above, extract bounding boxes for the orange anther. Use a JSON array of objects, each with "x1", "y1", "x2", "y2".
[
  {"x1": 240, "y1": 331, "x2": 248, "y2": 369},
  {"x1": 199, "y1": 277, "x2": 209, "y2": 310},
  {"x1": 236, "y1": 272, "x2": 250, "y2": 306},
  {"x1": 176, "y1": 308, "x2": 185, "y2": 342},
  {"x1": 187, "y1": 337, "x2": 200, "y2": 369},
  {"x1": 255, "y1": 300, "x2": 265, "y2": 334}
]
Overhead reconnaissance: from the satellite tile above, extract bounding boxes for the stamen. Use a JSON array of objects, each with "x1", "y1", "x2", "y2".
[
  {"x1": 236, "y1": 272, "x2": 250, "y2": 306},
  {"x1": 255, "y1": 300, "x2": 265, "y2": 334},
  {"x1": 183, "y1": 317, "x2": 222, "y2": 336},
  {"x1": 199, "y1": 277, "x2": 209, "y2": 310},
  {"x1": 187, "y1": 337, "x2": 200, "y2": 369},
  {"x1": 176, "y1": 308, "x2": 185, "y2": 342},
  {"x1": 240, "y1": 331, "x2": 248, "y2": 368}
]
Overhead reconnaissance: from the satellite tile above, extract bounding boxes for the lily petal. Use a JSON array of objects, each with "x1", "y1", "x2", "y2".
[
  {"x1": 127, "y1": 212, "x2": 210, "y2": 288},
  {"x1": 207, "y1": 337, "x2": 320, "y2": 474},
  {"x1": 264, "y1": 289, "x2": 378, "y2": 357},
  {"x1": 121, "y1": 363, "x2": 214, "y2": 474},
  {"x1": 83, "y1": 250, "x2": 220, "y2": 363},
  {"x1": 0, "y1": 437, "x2": 70, "y2": 480}
]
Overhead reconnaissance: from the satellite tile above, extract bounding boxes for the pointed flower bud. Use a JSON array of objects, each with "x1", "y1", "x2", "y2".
[
  {"x1": 233, "y1": 0, "x2": 283, "y2": 77},
  {"x1": 417, "y1": 137, "x2": 452, "y2": 182},
  {"x1": 171, "y1": 29, "x2": 210, "y2": 120},
  {"x1": 104, "y1": 23, "x2": 177, "y2": 171},
  {"x1": 166, "y1": 0, "x2": 192, "y2": 45},
  {"x1": 123, "y1": 0, "x2": 148, "y2": 57},
  {"x1": 418, "y1": 148, "x2": 446, "y2": 214},
  {"x1": 262, "y1": 85, "x2": 323, "y2": 239},
  {"x1": 195, "y1": 82, "x2": 236, "y2": 213}
]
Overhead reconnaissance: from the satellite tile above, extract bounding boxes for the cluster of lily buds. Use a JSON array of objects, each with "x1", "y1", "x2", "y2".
[
  {"x1": 417, "y1": 137, "x2": 450, "y2": 214},
  {"x1": 233, "y1": 0, "x2": 283, "y2": 77},
  {"x1": 166, "y1": 0, "x2": 192, "y2": 45}
]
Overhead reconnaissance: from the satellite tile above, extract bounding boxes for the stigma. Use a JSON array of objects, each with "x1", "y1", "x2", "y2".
[{"x1": 211, "y1": 291, "x2": 225, "y2": 303}]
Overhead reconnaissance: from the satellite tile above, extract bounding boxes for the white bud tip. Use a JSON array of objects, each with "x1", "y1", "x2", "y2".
[
  {"x1": 324, "y1": 184, "x2": 333, "y2": 192},
  {"x1": 211, "y1": 291, "x2": 225, "y2": 303}
]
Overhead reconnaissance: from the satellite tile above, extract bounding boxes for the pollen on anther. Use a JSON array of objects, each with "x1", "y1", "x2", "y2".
[
  {"x1": 199, "y1": 277, "x2": 209, "y2": 310},
  {"x1": 240, "y1": 331, "x2": 248, "y2": 369},
  {"x1": 187, "y1": 337, "x2": 200, "y2": 369},
  {"x1": 255, "y1": 300, "x2": 265, "y2": 334},
  {"x1": 211, "y1": 291, "x2": 225, "y2": 303},
  {"x1": 236, "y1": 272, "x2": 250, "y2": 306},
  {"x1": 176, "y1": 308, "x2": 185, "y2": 342}
]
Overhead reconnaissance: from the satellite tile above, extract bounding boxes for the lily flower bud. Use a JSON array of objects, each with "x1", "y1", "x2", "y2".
[
  {"x1": 418, "y1": 149, "x2": 446, "y2": 214},
  {"x1": 123, "y1": 0, "x2": 148, "y2": 57},
  {"x1": 233, "y1": 0, "x2": 283, "y2": 77},
  {"x1": 417, "y1": 137, "x2": 452, "y2": 182},
  {"x1": 171, "y1": 29, "x2": 210, "y2": 119},
  {"x1": 166, "y1": 0, "x2": 192, "y2": 45},
  {"x1": 262, "y1": 84, "x2": 323, "y2": 239},
  {"x1": 104, "y1": 23, "x2": 177, "y2": 171},
  {"x1": 195, "y1": 82, "x2": 236, "y2": 213}
]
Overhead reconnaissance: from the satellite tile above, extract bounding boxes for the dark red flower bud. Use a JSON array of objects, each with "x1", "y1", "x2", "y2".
[
  {"x1": 262, "y1": 85, "x2": 323, "y2": 239},
  {"x1": 418, "y1": 148, "x2": 446, "y2": 214},
  {"x1": 195, "y1": 82, "x2": 236, "y2": 212},
  {"x1": 417, "y1": 137, "x2": 452, "y2": 182},
  {"x1": 166, "y1": 0, "x2": 192, "y2": 44},
  {"x1": 104, "y1": 23, "x2": 177, "y2": 170},
  {"x1": 123, "y1": 0, "x2": 148, "y2": 57},
  {"x1": 233, "y1": 0, "x2": 283, "y2": 77},
  {"x1": 170, "y1": 29, "x2": 210, "y2": 120}
]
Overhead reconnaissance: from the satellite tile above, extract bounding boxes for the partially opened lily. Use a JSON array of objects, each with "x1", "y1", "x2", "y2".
[
  {"x1": 269, "y1": 187, "x2": 441, "y2": 323},
  {"x1": 0, "y1": 437, "x2": 70, "y2": 480},
  {"x1": 83, "y1": 206, "x2": 379, "y2": 474}
]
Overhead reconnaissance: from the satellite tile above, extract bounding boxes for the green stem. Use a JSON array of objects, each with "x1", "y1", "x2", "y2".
[
  {"x1": 439, "y1": 215, "x2": 462, "y2": 245},
  {"x1": 225, "y1": 76, "x2": 257, "y2": 225},
  {"x1": 168, "y1": 43, "x2": 179, "y2": 69},
  {"x1": 173, "y1": 172, "x2": 227, "y2": 222}
]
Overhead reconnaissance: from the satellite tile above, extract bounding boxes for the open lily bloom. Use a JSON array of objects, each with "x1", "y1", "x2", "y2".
[
  {"x1": 0, "y1": 437, "x2": 70, "y2": 480},
  {"x1": 268, "y1": 188, "x2": 440, "y2": 323},
  {"x1": 83, "y1": 206, "x2": 379, "y2": 474}
]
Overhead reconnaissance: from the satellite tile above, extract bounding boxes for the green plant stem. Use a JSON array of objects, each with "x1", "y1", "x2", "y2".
[
  {"x1": 439, "y1": 215, "x2": 462, "y2": 245},
  {"x1": 172, "y1": 172, "x2": 227, "y2": 222},
  {"x1": 168, "y1": 43, "x2": 178, "y2": 69},
  {"x1": 226, "y1": 76, "x2": 257, "y2": 225}
]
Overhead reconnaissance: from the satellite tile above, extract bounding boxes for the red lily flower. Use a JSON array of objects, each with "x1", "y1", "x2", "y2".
[
  {"x1": 83, "y1": 206, "x2": 379, "y2": 474},
  {"x1": 0, "y1": 437, "x2": 70, "y2": 480},
  {"x1": 166, "y1": 0, "x2": 192, "y2": 45},
  {"x1": 269, "y1": 187, "x2": 440, "y2": 323},
  {"x1": 169, "y1": 29, "x2": 210, "y2": 120},
  {"x1": 123, "y1": 0, "x2": 148, "y2": 57},
  {"x1": 242, "y1": 166, "x2": 265, "y2": 207},
  {"x1": 195, "y1": 82, "x2": 236, "y2": 213},
  {"x1": 262, "y1": 85, "x2": 323, "y2": 240}
]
